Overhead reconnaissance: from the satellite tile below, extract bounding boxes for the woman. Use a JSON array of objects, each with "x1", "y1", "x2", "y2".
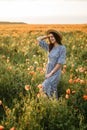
[{"x1": 37, "y1": 29, "x2": 66, "y2": 99}]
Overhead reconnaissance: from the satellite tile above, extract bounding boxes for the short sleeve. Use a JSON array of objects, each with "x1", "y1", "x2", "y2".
[
  {"x1": 38, "y1": 40, "x2": 49, "y2": 51},
  {"x1": 57, "y1": 46, "x2": 66, "y2": 64}
]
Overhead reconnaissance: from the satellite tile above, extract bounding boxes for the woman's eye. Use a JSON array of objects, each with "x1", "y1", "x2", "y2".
[{"x1": 50, "y1": 36, "x2": 54, "y2": 38}]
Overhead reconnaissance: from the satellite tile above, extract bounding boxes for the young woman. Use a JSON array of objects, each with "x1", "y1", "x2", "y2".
[{"x1": 37, "y1": 29, "x2": 66, "y2": 99}]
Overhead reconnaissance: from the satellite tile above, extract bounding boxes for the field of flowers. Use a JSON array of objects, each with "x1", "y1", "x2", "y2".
[{"x1": 0, "y1": 24, "x2": 87, "y2": 130}]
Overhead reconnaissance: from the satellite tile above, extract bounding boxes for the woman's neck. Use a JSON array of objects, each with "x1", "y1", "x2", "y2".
[{"x1": 54, "y1": 42, "x2": 59, "y2": 47}]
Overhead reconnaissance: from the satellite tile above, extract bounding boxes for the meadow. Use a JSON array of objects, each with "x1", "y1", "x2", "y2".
[{"x1": 0, "y1": 24, "x2": 87, "y2": 130}]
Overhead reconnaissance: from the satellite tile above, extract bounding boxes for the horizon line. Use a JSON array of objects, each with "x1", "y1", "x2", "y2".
[{"x1": 0, "y1": 21, "x2": 87, "y2": 25}]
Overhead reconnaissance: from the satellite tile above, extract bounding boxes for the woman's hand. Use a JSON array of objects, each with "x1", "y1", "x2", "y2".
[{"x1": 45, "y1": 71, "x2": 53, "y2": 78}]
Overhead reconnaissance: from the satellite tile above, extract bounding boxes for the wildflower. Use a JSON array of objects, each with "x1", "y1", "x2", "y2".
[
  {"x1": 85, "y1": 88, "x2": 87, "y2": 91},
  {"x1": 29, "y1": 71, "x2": 35, "y2": 75},
  {"x1": 29, "y1": 66, "x2": 33, "y2": 69},
  {"x1": 6, "y1": 57, "x2": 10, "y2": 63},
  {"x1": 73, "y1": 79, "x2": 77, "y2": 83},
  {"x1": 27, "y1": 67, "x2": 30, "y2": 70},
  {"x1": 0, "y1": 100, "x2": 2, "y2": 105},
  {"x1": 65, "y1": 94, "x2": 69, "y2": 99},
  {"x1": 75, "y1": 69, "x2": 79, "y2": 72},
  {"x1": 83, "y1": 95, "x2": 87, "y2": 100},
  {"x1": 2, "y1": 55, "x2": 6, "y2": 59},
  {"x1": 26, "y1": 58, "x2": 30, "y2": 62},
  {"x1": 71, "y1": 64, "x2": 74, "y2": 67},
  {"x1": 27, "y1": 106, "x2": 31, "y2": 110},
  {"x1": 75, "y1": 78, "x2": 80, "y2": 83},
  {"x1": 80, "y1": 80, "x2": 85, "y2": 84},
  {"x1": 36, "y1": 67, "x2": 42, "y2": 71},
  {"x1": 37, "y1": 93, "x2": 41, "y2": 98},
  {"x1": 24, "y1": 85, "x2": 30, "y2": 91},
  {"x1": 69, "y1": 79, "x2": 73, "y2": 83},
  {"x1": 0, "y1": 125, "x2": 4, "y2": 130},
  {"x1": 34, "y1": 61, "x2": 38, "y2": 64},
  {"x1": 33, "y1": 55, "x2": 36, "y2": 57},
  {"x1": 7, "y1": 66, "x2": 12, "y2": 70},
  {"x1": 72, "y1": 90, "x2": 76, "y2": 94},
  {"x1": 10, "y1": 127, "x2": 16, "y2": 130},
  {"x1": 79, "y1": 67, "x2": 85, "y2": 73},
  {"x1": 31, "y1": 78, "x2": 34, "y2": 81},
  {"x1": 37, "y1": 84, "x2": 43, "y2": 89},
  {"x1": 66, "y1": 88, "x2": 71, "y2": 94}
]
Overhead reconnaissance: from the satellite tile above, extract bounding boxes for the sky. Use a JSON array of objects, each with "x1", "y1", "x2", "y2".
[{"x1": 0, "y1": 0, "x2": 87, "y2": 24}]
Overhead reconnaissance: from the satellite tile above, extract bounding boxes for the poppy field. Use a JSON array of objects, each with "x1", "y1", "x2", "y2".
[{"x1": 0, "y1": 24, "x2": 87, "y2": 130}]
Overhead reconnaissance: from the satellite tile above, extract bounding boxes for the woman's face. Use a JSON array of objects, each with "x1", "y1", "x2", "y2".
[{"x1": 49, "y1": 33, "x2": 56, "y2": 44}]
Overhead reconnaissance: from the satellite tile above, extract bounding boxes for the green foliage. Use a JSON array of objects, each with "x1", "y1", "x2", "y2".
[{"x1": 0, "y1": 28, "x2": 87, "y2": 129}]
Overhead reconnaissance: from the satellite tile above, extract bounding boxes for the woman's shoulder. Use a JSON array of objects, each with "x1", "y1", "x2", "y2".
[{"x1": 59, "y1": 45, "x2": 66, "y2": 50}]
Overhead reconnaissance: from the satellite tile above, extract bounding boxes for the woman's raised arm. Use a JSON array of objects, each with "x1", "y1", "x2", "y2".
[{"x1": 37, "y1": 35, "x2": 49, "y2": 41}]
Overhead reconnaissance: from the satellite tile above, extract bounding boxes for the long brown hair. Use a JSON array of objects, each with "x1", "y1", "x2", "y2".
[{"x1": 49, "y1": 32, "x2": 62, "y2": 52}]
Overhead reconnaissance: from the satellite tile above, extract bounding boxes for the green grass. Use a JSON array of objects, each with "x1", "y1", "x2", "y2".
[{"x1": 0, "y1": 29, "x2": 87, "y2": 130}]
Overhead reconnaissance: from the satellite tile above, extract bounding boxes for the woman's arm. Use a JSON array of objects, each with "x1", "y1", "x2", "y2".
[
  {"x1": 37, "y1": 35, "x2": 50, "y2": 51},
  {"x1": 37, "y1": 35, "x2": 49, "y2": 41},
  {"x1": 46, "y1": 63, "x2": 62, "y2": 78}
]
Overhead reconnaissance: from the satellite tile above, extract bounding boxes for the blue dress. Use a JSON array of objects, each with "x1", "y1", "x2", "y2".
[{"x1": 39, "y1": 40, "x2": 66, "y2": 98}]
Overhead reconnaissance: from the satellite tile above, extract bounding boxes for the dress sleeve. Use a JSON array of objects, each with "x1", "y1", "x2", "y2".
[
  {"x1": 38, "y1": 40, "x2": 49, "y2": 51},
  {"x1": 57, "y1": 46, "x2": 66, "y2": 64}
]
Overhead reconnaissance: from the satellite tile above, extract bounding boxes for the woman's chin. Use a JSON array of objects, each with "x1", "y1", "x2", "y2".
[{"x1": 51, "y1": 42, "x2": 55, "y2": 44}]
